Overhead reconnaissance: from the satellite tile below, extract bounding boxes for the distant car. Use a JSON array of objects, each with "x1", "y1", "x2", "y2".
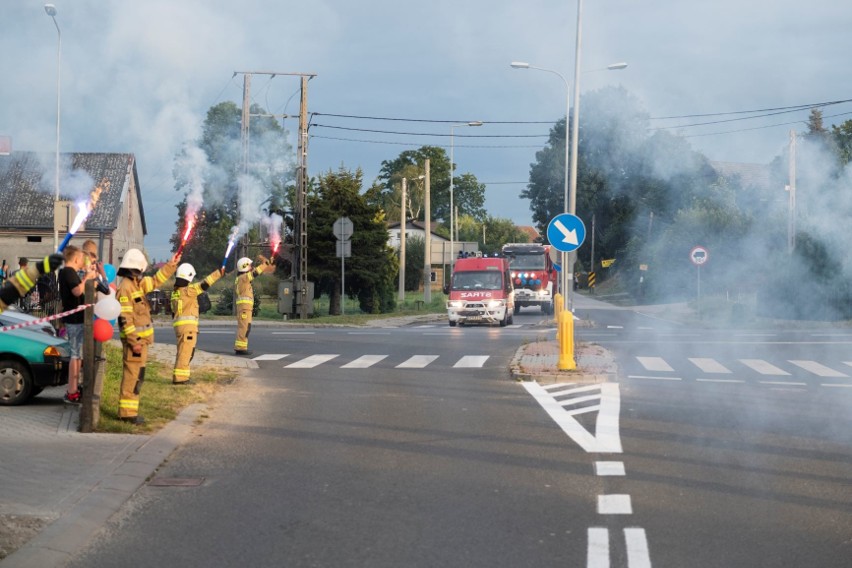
[
  {"x1": 0, "y1": 310, "x2": 70, "y2": 405},
  {"x1": 146, "y1": 289, "x2": 172, "y2": 315}
]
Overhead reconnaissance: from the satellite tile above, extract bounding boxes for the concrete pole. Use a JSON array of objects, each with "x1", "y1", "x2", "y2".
[
  {"x1": 566, "y1": 0, "x2": 584, "y2": 313},
  {"x1": 423, "y1": 159, "x2": 431, "y2": 304},
  {"x1": 399, "y1": 177, "x2": 407, "y2": 303}
]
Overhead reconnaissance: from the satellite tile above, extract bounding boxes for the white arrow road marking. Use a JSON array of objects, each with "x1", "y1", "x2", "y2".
[
  {"x1": 285, "y1": 354, "x2": 339, "y2": 368},
  {"x1": 341, "y1": 355, "x2": 388, "y2": 368},
  {"x1": 524, "y1": 382, "x2": 622, "y2": 453},
  {"x1": 553, "y1": 219, "x2": 579, "y2": 245}
]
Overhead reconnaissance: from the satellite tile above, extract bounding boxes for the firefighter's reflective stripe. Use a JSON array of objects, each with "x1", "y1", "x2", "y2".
[
  {"x1": 119, "y1": 399, "x2": 139, "y2": 411},
  {"x1": 173, "y1": 368, "x2": 191, "y2": 379},
  {"x1": 235, "y1": 339, "x2": 248, "y2": 349},
  {"x1": 14, "y1": 269, "x2": 35, "y2": 291},
  {"x1": 120, "y1": 324, "x2": 137, "y2": 337},
  {"x1": 137, "y1": 326, "x2": 154, "y2": 339},
  {"x1": 173, "y1": 315, "x2": 198, "y2": 327},
  {"x1": 236, "y1": 296, "x2": 253, "y2": 305}
]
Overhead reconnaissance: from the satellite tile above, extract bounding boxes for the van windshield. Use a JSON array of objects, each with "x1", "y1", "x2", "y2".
[{"x1": 452, "y1": 271, "x2": 503, "y2": 290}]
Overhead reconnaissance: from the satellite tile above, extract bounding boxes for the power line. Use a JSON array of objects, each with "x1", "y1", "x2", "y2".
[
  {"x1": 309, "y1": 134, "x2": 543, "y2": 148},
  {"x1": 676, "y1": 110, "x2": 852, "y2": 139},
  {"x1": 312, "y1": 112, "x2": 553, "y2": 124},
  {"x1": 312, "y1": 124, "x2": 548, "y2": 138},
  {"x1": 649, "y1": 98, "x2": 852, "y2": 120}
]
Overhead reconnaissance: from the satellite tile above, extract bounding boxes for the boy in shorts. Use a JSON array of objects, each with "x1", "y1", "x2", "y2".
[{"x1": 58, "y1": 245, "x2": 97, "y2": 403}]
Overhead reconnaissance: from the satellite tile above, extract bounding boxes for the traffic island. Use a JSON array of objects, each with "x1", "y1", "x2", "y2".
[{"x1": 510, "y1": 338, "x2": 617, "y2": 385}]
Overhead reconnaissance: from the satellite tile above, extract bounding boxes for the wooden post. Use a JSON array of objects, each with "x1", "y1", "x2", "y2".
[{"x1": 79, "y1": 280, "x2": 105, "y2": 433}]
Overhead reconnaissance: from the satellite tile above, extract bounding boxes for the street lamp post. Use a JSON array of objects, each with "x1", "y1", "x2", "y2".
[
  {"x1": 510, "y1": 54, "x2": 626, "y2": 311},
  {"x1": 449, "y1": 121, "x2": 482, "y2": 273},
  {"x1": 45, "y1": 3, "x2": 61, "y2": 250}
]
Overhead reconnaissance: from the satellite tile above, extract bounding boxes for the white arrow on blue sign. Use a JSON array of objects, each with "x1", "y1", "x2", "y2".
[{"x1": 547, "y1": 213, "x2": 586, "y2": 253}]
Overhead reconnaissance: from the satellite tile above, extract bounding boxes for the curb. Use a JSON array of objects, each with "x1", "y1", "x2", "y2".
[
  {"x1": 1, "y1": 403, "x2": 206, "y2": 568},
  {"x1": 509, "y1": 339, "x2": 618, "y2": 385}
]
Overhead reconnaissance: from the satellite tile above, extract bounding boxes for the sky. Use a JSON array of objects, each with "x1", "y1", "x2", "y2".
[{"x1": 2, "y1": 0, "x2": 852, "y2": 260}]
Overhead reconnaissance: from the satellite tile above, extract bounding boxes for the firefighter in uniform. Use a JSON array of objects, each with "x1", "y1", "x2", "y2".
[
  {"x1": 0, "y1": 254, "x2": 63, "y2": 313},
  {"x1": 170, "y1": 263, "x2": 225, "y2": 384},
  {"x1": 116, "y1": 249, "x2": 179, "y2": 425},
  {"x1": 233, "y1": 255, "x2": 271, "y2": 356}
]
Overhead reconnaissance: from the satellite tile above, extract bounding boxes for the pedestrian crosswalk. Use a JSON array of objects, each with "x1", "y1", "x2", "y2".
[
  {"x1": 630, "y1": 355, "x2": 852, "y2": 383},
  {"x1": 252, "y1": 353, "x2": 491, "y2": 369}
]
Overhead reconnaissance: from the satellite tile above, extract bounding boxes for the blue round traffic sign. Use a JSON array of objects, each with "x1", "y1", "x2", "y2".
[{"x1": 547, "y1": 213, "x2": 586, "y2": 253}]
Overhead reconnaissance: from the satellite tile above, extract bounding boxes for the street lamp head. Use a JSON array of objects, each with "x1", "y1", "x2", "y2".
[
  {"x1": 467, "y1": 121, "x2": 483, "y2": 127},
  {"x1": 607, "y1": 62, "x2": 628, "y2": 70},
  {"x1": 510, "y1": 62, "x2": 530, "y2": 69},
  {"x1": 44, "y1": 4, "x2": 57, "y2": 17}
]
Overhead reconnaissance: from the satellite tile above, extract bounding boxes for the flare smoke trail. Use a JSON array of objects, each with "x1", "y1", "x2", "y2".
[{"x1": 262, "y1": 213, "x2": 284, "y2": 256}]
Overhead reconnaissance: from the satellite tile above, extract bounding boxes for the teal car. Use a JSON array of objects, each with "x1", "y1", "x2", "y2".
[{"x1": 0, "y1": 311, "x2": 70, "y2": 405}]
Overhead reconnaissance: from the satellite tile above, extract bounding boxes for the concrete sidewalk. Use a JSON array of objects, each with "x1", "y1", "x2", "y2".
[{"x1": 0, "y1": 347, "x2": 257, "y2": 568}]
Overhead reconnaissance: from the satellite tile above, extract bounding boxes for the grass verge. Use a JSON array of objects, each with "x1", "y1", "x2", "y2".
[{"x1": 96, "y1": 342, "x2": 236, "y2": 434}]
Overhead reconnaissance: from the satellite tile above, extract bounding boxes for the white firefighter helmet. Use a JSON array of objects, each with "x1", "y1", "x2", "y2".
[
  {"x1": 119, "y1": 248, "x2": 148, "y2": 272},
  {"x1": 237, "y1": 257, "x2": 253, "y2": 273},
  {"x1": 176, "y1": 263, "x2": 196, "y2": 282}
]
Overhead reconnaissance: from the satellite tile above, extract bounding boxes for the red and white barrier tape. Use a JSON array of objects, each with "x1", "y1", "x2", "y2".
[{"x1": 0, "y1": 303, "x2": 95, "y2": 333}]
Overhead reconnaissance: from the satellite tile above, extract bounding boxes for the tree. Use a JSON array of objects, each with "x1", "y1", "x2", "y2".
[
  {"x1": 308, "y1": 167, "x2": 398, "y2": 315},
  {"x1": 456, "y1": 215, "x2": 530, "y2": 255},
  {"x1": 373, "y1": 145, "x2": 487, "y2": 228}
]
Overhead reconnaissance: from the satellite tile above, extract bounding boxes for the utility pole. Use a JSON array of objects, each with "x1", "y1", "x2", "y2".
[
  {"x1": 238, "y1": 74, "x2": 251, "y2": 261},
  {"x1": 787, "y1": 129, "x2": 797, "y2": 254},
  {"x1": 423, "y1": 159, "x2": 431, "y2": 304},
  {"x1": 399, "y1": 177, "x2": 407, "y2": 303},
  {"x1": 234, "y1": 70, "x2": 316, "y2": 319}
]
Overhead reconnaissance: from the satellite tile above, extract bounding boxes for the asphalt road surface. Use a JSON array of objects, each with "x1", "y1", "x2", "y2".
[{"x1": 68, "y1": 304, "x2": 851, "y2": 567}]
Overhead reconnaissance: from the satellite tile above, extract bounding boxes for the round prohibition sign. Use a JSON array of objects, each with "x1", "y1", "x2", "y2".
[{"x1": 690, "y1": 246, "x2": 709, "y2": 266}]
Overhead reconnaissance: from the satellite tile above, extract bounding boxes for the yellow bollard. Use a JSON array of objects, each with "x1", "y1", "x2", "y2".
[
  {"x1": 553, "y1": 292, "x2": 563, "y2": 324},
  {"x1": 558, "y1": 309, "x2": 576, "y2": 370}
]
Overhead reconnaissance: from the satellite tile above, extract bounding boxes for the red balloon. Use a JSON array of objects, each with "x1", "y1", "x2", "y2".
[{"x1": 93, "y1": 318, "x2": 114, "y2": 342}]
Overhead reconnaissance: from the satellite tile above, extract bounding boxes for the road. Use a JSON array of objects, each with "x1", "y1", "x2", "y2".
[{"x1": 67, "y1": 302, "x2": 851, "y2": 567}]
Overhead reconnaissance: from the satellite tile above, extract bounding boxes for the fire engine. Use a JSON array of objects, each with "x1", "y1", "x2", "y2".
[
  {"x1": 501, "y1": 243, "x2": 556, "y2": 315},
  {"x1": 444, "y1": 256, "x2": 515, "y2": 327}
]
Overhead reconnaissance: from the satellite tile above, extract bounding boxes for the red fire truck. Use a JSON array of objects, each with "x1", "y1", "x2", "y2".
[
  {"x1": 501, "y1": 243, "x2": 557, "y2": 315},
  {"x1": 444, "y1": 256, "x2": 515, "y2": 327}
]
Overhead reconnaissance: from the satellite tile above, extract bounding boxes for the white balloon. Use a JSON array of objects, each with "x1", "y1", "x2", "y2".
[{"x1": 94, "y1": 297, "x2": 121, "y2": 321}]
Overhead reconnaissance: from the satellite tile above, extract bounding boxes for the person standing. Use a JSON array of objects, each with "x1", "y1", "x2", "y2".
[
  {"x1": 58, "y1": 246, "x2": 97, "y2": 404},
  {"x1": 0, "y1": 254, "x2": 63, "y2": 313},
  {"x1": 233, "y1": 255, "x2": 271, "y2": 356},
  {"x1": 115, "y1": 249, "x2": 179, "y2": 425},
  {"x1": 170, "y1": 263, "x2": 225, "y2": 384}
]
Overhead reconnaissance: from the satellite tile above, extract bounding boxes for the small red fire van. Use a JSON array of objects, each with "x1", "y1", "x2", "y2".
[{"x1": 443, "y1": 256, "x2": 515, "y2": 327}]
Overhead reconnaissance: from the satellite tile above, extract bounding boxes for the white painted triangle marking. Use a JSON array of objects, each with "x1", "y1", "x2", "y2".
[{"x1": 523, "y1": 382, "x2": 622, "y2": 453}]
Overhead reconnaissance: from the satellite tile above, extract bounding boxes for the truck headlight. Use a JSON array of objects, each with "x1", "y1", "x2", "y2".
[
  {"x1": 487, "y1": 300, "x2": 504, "y2": 309},
  {"x1": 447, "y1": 301, "x2": 464, "y2": 308}
]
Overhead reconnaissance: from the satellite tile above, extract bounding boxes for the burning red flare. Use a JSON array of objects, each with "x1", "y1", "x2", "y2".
[{"x1": 176, "y1": 215, "x2": 196, "y2": 256}]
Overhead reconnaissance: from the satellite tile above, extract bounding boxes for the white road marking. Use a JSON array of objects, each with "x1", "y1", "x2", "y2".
[
  {"x1": 201, "y1": 330, "x2": 233, "y2": 334},
  {"x1": 453, "y1": 356, "x2": 489, "y2": 368},
  {"x1": 565, "y1": 405, "x2": 601, "y2": 416},
  {"x1": 587, "y1": 528, "x2": 610, "y2": 568},
  {"x1": 598, "y1": 494, "x2": 632, "y2": 514},
  {"x1": 845, "y1": 362, "x2": 852, "y2": 368},
  {"x1": 788, "y1": 360, "x2": 848, "y2": 377},
  {"x1": 607, "y1": 325, "x2": 624, "y2": 329},
  {"x1": 637, "y1": 357, "x2": 674, "y2": 372},
  {"x1": 285, "y1": 354, "x2": 339, "y2": 368},
  {"x1": 396, "y1": 355, "x2": 439, "y2": 368},
  {"x1": 628, "y1": 375, "x2": 682, "y2": 381},
  {"x1": 689, "y1": 357, "x2": 731, "y2": 373},
  {"x1": 252, "y1": 354, "x2": 288, "y2": 361},
  {"x1": 558, "y1": 393, "x2": 602, "y2": 407},
  {"x1": 759, "y1": 381, "x2": 807, "y2": 386},
  {"x1": 696, "y1": 378, "x2": 745, "y2": 383},
  {"x1": 523, "y1": 382, "x2": 622, "y2": 453},
  {"x1": 348, "y1": 332, "x2": 391, "y2": 335},
  {"x1": 549, "y1": 384, "x2": 600, "y2": 397},
  {"x1": 739, "y1": 359, "x2": 790, "y2": 375},
  {"x1": 341, "y1": 355, "x2": 388, "y2": 368},
  {"x1": 595, "y1": 461, "x2": 625, "y2": 476},
  {"x1": 822, "y1": 383, "x2": 852, "y2": 388},
  {"x1": 272, "y1": 331, "x2": 316, "y2": 335},
  {"x1": 624, "y1": 528, "x2": 652, "y2": 568}
]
